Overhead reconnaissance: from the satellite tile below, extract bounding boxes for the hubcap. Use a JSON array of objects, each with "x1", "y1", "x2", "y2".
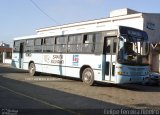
[
  {"x1": 30, "y1": 64, "x2": 35, "y2": 74},
  {"x1": 84, "y1": 71, "x2": 92, "y2": 83}
]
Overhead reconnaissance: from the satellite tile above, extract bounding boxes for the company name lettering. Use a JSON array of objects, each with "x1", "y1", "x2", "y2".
[{"x1": 51, "y1": 55, "x2": 64, "y2": 64}]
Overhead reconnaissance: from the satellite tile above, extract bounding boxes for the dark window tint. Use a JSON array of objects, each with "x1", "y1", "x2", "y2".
[
  {"x1": 43, "y1": 37, "x2": 54, "y2": 52},
  {"x1": 68, "y1": 35, "x2": 82, "y2": 52},
  {"x1": 82, "y1": 34, "x2": 95, "y2": 53},
  {"x1": 25, "y1": 39, "x2": 34, "y2": 52},
  {"x1": 44, "y1": 37, "x2": 54, "y2": 45},
  {"x1": 26, "y1": 39, "x2": 34, "y2": 46},
  {"x1": 113, "y1": 39, "x2": 117, "y2": 53},
  {"x1": 14, "y1": 41, "x2": 20, "y2": 46},
  {"x1": 13, "y1": 41, "x2": 20, "y2": 52},
  {"x1": 34, "y1": 38, "x2": 43, "y2": 52},
  {"x1": 106, "y1": 39, "x2": 111, "y2": 53},
  {"x1": 35, "y1": 39, "x2": 42, "y2": 46},
  {"x1": 94, "y1": 33, "x2": 103, "y2": 54},
  {"x1": 55, "y1": 36, "x2": 67, "y2": 52}
]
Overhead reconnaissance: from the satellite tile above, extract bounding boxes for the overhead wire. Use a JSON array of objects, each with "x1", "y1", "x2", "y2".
[{"x1": 30, "y1": 0, "x2": 59, "y2": 25}]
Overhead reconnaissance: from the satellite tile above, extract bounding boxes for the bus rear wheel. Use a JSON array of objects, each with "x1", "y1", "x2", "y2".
[
  {"x1": 82, "y1": 68, "x2": 94, "y2": 86},
  {"x1": 29, "y1": 63, "x2": 40, "y2": 76}
]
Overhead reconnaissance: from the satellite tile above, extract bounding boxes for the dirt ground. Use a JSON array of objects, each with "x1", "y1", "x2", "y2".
[{"x1": 1, "y1": 64, "x2": 160, "y2": 111}]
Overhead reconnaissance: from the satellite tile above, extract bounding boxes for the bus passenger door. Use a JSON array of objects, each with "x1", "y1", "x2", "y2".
[
  {"x1": 19, "y1": 43, "x2": 24, "y2": 69},
  {"x1": 104, "y1": 37, "x2": 117, "y2": 82}
]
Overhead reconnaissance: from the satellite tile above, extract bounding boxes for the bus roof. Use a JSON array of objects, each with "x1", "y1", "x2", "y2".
[{"x1": 13, "y1": 34, "x2": 53, "y2": 41}]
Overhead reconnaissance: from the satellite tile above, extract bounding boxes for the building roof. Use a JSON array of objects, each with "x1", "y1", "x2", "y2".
[{"x1": 0, "y1": 47, "x2": 12, "y2": 52}]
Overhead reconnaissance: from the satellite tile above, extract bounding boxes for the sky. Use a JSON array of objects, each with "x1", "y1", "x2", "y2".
[{"x1": 0, "y1": 0, "x2": 160, "y2": 45}]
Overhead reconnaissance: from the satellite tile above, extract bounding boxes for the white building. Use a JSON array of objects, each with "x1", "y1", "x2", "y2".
[{"x1": 36, "y1": 8, "x2": 160, "y2": 72}]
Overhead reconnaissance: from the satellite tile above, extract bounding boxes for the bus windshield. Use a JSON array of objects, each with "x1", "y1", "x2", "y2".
[{"x1": 117, "y1": 28, "x2": 149, "y2": 66}]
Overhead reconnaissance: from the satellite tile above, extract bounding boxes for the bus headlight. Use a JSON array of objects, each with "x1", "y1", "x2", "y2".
[
  {"x1": 117, "y1": 71, "x2": 129, "y2": 76},
  {"x1": 117, "y1": 72, "x2": 123, "y2": 75}
]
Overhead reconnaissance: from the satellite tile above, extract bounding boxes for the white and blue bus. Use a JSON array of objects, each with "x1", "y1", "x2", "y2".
[{"x1": 12, "y1": 26, "x2": 150, "y2": 85}]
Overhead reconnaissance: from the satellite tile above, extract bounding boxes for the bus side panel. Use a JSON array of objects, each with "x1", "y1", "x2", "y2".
[
  {"x1": 22, "y1": 53, "x2": 29, "y2": 70},
  {"x1": 79, "y1": 54, "x2": 103, "y2": 81},
  {"x1": 65, "y1": 54, "x2": 80, "y2": 78},
  {"x1": 33, "y1": 53, "x2": 43, "y2": 72},
  {"x1": 42, "y1": 53, "x2": 66, "y2": 75},
  {"x1": 12, "y1": 53, "x2": 20, "y2": 69},
  {"x1": 22, "y1": 53, "x2": 43, "y2": 72},
  {"x1": 65, "y1": 54, "x2": 103, "y2": 81}
]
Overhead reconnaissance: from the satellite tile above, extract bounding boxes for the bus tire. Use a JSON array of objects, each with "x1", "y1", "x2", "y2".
[
  {"x1": 29, "y1": 63, "x2": 40, "y2": 76},
  {"x1": 82, "y1": 68, "x2": 95, "y2": 86}
]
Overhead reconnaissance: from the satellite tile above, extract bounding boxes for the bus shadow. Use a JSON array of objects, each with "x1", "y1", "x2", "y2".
[
  {"x1": 0, "y1": 76, "x2": 134, "y2": 115},
  {"x1": 0, "y1": 65, "x2": 159, "y2": 93},
  {"x1": 0, "y1": 66, "x2": 28, "y2": 74},
  {"x1": 95, "y1": 82, "x2": 160, "y2": 92},
  {"x1": 38, "y1": 73, "x2": 160, "y2": 93}
]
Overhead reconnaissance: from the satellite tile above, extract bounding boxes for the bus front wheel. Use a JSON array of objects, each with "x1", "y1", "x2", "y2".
[
  {"x1": 82, "y1": 68, "x2": 95, "y2": 86},
  {"x1": 29, "y1": 63, "x2": 40, "y2": 76}
]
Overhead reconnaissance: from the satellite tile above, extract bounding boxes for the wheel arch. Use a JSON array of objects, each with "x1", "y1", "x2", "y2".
[
  {"x1": 80, "y1": 65, "x2": 93, "y2": 79},
  {"x1": 28, "y1": 61, "x2": 34, "y2": 69}
]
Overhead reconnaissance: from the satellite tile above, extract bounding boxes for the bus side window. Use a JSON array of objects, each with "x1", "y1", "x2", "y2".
[
  {"x1": 76, "y1": 35, "x2": 83, "y2": 52},
  {"x1": 94, "y1": 33, "x2": 103, "y2": 54},
  {"x1": 34, "y1": 38, "x2": 43, "y2": 52},
  {"x1": 82, "y1": 34, "x2": 95, "y2": 53},
  {"x1": 13, "y1": 41, "x2": 20, "y2": 52},
  {"x1": 55, "y1": 36, "x2": 67, "y2": 53},
  {"x1": 68, "y1": 35, "x2": 82, "y2": 53},
  {"x1": 83, "y1": 35, "x2": 88, "y2": 44},
  {"x1": 25, "y1": 39, "x2": 34, "y2": 52},
  {"x1": 43, "y1": 37, "x2": 54, "y2": 52},
  {"x1": 68, "y1": 35, "x2": 76, "y2": 52}
]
